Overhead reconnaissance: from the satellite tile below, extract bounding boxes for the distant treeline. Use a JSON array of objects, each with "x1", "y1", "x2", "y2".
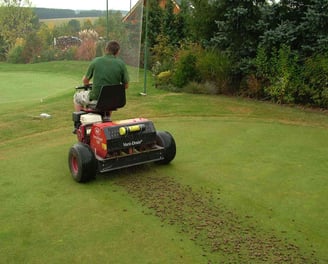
[{"x1": 33, "y1": 8, "x2": 127, "y2": 19}]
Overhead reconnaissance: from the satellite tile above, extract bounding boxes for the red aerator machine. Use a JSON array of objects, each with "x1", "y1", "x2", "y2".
[{"x1": 68, "y1": 84, "x2": 176, "y2": 183}]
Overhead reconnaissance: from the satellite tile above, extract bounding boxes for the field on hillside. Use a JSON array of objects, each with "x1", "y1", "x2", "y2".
[
  {"x1": 40, "y1": 17, "x2": 99, "y2": 26},
  {"x1": 0, "y1": 62, "x2": 327, "y2": 263}
]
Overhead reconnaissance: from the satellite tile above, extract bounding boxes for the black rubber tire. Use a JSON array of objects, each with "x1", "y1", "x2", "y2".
[
  {"x1": 68, "y1": 143, "x2": 97, "y2": 183},
  {"x1": 156, "y1": 131, "x2": 176, "y2": 164}
]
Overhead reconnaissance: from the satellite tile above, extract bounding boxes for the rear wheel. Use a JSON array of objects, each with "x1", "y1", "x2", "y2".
[
  {"x1": 68, "y1": 143, "x2": 97, "y2": 183},
  {"x1": 156, "y1": 131, "x2": 176, "y2": 164}
]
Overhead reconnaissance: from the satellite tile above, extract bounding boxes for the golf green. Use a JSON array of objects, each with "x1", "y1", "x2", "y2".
[{"x1": 1, "y1": 72, "x2": 78, "y2": 104}]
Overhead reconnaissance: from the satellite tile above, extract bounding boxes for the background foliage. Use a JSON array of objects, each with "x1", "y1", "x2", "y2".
[{"x1": 1, "y1": 0, "x2": 328, "y2": 108}]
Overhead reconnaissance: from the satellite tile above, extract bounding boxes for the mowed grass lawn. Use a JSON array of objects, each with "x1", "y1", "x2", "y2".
[{"x1": 0, "y1": 62, "x2": 327, "y2": 263}]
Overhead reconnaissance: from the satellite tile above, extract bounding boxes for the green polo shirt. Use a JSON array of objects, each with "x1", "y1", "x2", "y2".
[{"x1": 85, "y1": 54, "x2": 129, "y2": 101}]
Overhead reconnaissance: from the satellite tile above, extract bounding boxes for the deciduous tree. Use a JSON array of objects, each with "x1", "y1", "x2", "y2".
[{"x1": 0, "y1": 0, "x2": 37, "y2": 57}]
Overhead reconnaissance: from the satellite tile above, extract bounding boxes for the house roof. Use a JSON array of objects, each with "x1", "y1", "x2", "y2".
[
  {"x1": 122, "y1": 0, "x2": 143, "y2": 23},
  {"x1": 123, "y1": 0, "x2": 181, "y2": 23}
]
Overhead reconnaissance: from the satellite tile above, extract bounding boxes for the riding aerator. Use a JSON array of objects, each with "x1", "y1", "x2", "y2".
[{"x1": 68, "y1": 84, "x2": 176, "y2": 183}]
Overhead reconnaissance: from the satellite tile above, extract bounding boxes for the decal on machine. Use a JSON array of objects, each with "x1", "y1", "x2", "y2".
[{"x1": 123, "y1": 140, "x2": 143, "y2": 147}]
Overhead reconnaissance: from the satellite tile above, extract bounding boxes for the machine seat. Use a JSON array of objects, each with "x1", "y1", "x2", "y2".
[{"x1": 87, "y1": 84, "x2": 126, "y2": 112}]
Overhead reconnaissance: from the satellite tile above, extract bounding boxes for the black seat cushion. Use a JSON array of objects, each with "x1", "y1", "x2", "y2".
[{"x1": 93, "y1": 84, "x2": 126, "y2": 112}]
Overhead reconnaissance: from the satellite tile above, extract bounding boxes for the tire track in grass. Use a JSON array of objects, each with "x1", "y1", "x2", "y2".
[{"x1": 114, "y1": 171, "x2": 317, "y2": 263}]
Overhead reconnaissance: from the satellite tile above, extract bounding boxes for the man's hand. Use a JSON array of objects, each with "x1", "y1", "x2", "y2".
[{"x1": 82, "y1": 76, "x2": 90, "y2": 86}]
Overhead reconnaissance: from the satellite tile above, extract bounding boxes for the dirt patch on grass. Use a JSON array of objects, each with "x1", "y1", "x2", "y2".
[
  {"x1": 227, "y1": 106, "x2": 253, "y2": 115},
  {"x1": 114, "y1": 172, "x2": 317, "y2": 263}
]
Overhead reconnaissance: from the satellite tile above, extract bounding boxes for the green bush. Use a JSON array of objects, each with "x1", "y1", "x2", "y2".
[
  {"x1": 0, "y1": 36, "x2": 8, "y2": 61},
  {"x1": 321, "y1": 88, "x2": 328, "y2": 107},
  {"x1": 253, "y1": 45, "x2": 328, "y2": 108},
  {"x1": 254, "y1": 45, "x2": 299, "y2": 104},
  {"x1": 57, "y1": 47, "x2": 77, "y2": 61},
  {"x1": 196, "y1": 49, "x2": 231, "y2": 94},
  {"x1": 7, "y1": 45, "x2": 25, "y2": 63},
  {"x1": 152, "y1": 42, "x2": 233, "y2": 94},
  {"x1": 172, "y1": 51, "x2": 199, "y2": 88},
  {"x1": 155, "y1": 70, "x2": 173, "y2": 88},
  {"x1": 302, "y1": 54, "x2": 328, "y2": 108},
  {"x1": 151, "y1": 34, "x2": 175, "y2": 75},
  {"x1": 96, "y1": 41, "x2": 105, "y2": 57},
  {"x1": 265, "y1": 75, "x2": 293, "y2": 104},
  {"x1": 32, "y1": 49, "x2": 56, "y2": 63}
]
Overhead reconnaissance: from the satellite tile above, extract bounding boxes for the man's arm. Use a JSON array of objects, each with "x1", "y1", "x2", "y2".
[{"x1": 83, "y1": 60, "x2": 95, "y2": 86}]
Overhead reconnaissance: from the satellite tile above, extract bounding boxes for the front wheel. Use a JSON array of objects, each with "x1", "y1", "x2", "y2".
[
  {"x1": 156, "y1": 131, "x2": 176, "y2": 165},
  {"x1": 68, "y1": 143, "x2": 97, "y2": 183}
]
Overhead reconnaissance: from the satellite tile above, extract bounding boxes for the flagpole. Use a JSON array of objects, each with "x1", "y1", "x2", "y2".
[
  {"x1": 142, "y1": 0, "x2": 149, "y2": 96},
  {"x1": 106, "y1": 0, "x2": 109, "y2": 40}
]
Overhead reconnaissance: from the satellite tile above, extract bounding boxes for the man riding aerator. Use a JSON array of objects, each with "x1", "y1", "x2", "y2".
[
  {"x1": 68, "y1": 41, "x2": 176, "y2": 183},
  {"x1": 68, "y1": 84, "x2": 176, "y2": 183}
]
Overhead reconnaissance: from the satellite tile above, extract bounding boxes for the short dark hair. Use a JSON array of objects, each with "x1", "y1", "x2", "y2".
[{"x1": 105, "y1": 41, "x2": 120, "y2": 55}]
